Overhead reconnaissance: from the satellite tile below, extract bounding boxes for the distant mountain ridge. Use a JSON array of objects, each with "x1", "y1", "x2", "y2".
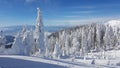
[
  {"x1": 105, "y1": 20, "x2": 120, "y2": 28},
  {"x1": 0, "y1": 25, "x2": 69, "y2": 36}
]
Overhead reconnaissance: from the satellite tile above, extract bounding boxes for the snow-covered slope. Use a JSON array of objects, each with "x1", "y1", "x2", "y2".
[
  {"x1": 0, "y1": 55, "x2": 89, "y2": 68},
  {"x1": 0, "y1": 55, "x2": 67, "y2": 68},
  {"x1": 0, "y1": 55, "x2": 120, "y2": 68},
  {"x1": 105, "y1": 20, "x2": 120, "y2": 28}
]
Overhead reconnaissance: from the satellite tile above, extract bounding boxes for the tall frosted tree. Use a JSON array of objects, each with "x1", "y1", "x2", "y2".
[
  {"x1": 34, "y1": 8, "x2": 45, "y2": 57},
  {"x1": 96, "y1": 24, "x2": 105, "y2": 51},
  {"x1": 81, "y1": 27, "x2": 87, "y2": 58},
  {"x1": 64, "y1": 35, "x2": 70, "y2": 56},
  {"x1": 104, "y1": 25, "x2": 114, "y2": 50},
  {"x1": 53, "y1": 40, "x2": 61, "y2": 59},
  {"x1": 72, "y1": 37, "x2": 80, "y2": 57}
]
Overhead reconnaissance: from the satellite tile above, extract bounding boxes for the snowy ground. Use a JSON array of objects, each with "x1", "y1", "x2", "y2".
[
  {"x1": 0, "y1": 55, "x2": 120, "y2": 68},
  {"x1": 0, "y1": 57, "x2": 66, "y2": 68}
]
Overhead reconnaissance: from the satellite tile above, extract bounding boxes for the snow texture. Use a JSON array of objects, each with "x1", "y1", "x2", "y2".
[{"x1": 0, "y1": 8, "x2": 120, "y2": 68}]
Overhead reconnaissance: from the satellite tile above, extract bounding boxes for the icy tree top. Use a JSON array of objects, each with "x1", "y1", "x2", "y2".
[
  {"x1": 36, "y1": 7, "x2": 43, "y2": 26},
  {"x1": 37, "y1": 8, "x2": 41, "y2": 18}
]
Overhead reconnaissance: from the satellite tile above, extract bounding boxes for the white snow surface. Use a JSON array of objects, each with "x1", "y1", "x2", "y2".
[
  {"x1": 105, "y1": 20, "x2": 120, "y2": 28},
  {"x1": 0, "y1": 55, "x2": 120, "y2": 68}
]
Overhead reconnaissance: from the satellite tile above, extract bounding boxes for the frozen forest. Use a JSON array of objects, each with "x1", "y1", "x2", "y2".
[
  {"x1": 47, "y1": 22, "x2": 120, "y2": 59},
  {"x1": 0, "y1": 8, "x2": 120, "y2": 68},
  {"x1": 0, "y1": 8, "x2": 120, "y2": 61},
  {"x1": 0, "y1": 8, "x2": 44, "y2": 56}
]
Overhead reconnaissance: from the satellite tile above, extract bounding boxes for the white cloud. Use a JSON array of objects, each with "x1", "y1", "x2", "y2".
[
  {"x1": 45, "y1": 17, "x2": 119, "y2": 26},
  {"x1": 71, "y1": 11, "x2": 95, "y2": 14},
  {"x1": 63, "y1": 15, "x2": 81, "y2": 18},
  {"x1": 71, "y1": 6, "x2": 95, "y2": 9}
]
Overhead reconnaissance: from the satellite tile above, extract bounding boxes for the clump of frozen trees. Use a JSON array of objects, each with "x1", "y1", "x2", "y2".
[
  {"x1": 11, "y1": 8, "x2": 45, "y2": 56},
  {"x1": 46, "y1": 23, "x2": 120, "y2": 59}
]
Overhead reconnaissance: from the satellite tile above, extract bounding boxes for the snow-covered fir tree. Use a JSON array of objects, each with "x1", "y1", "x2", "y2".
[
  {"x1": 12, "y1": 32, "x2": 23, "y2": 55},
  {"x1": 12, "y1": 26, "x2": 35, "y2": 55},
  {"x1": 53, "y1": 40, "x2": 61, "y2": 59},
  {"x1": 34, "y1": 8, "x2": 45, "y2": 57},
  {"x1": 104, "y1": 25, "x2": 115, "y2": 50},
  {"x1": 0, "y1": 30, "x2": 6, "y2": 47},
  {"x1": 64, "y1": 35, "x2": 70, "y2": 56}
]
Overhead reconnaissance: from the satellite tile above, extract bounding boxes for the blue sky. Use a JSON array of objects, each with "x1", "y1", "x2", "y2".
[{"x1": 0, "y1": 0, "x2": 120, "y2": 27}]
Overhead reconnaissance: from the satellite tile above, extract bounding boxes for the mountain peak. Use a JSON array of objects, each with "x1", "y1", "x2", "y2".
[{"x1": 106, "y1": 20, "x2": 120, "y2": 27}]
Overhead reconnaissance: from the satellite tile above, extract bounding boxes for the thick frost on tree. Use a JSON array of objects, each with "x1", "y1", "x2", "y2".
[
  {"x1": 96, "y1": 24, "x2": 105, "y2": 51},
  {"x1": 64, "y1": 35, "x2": 70, "y2": 56},
  {"x1": 12, "y1": 32, "x2": 24, "y2": 55},
  {"x1": 0, "y1": 30, "x2": 8, "y2": 54},
  {"x1": 71, "y1": 37, "x2": 80, "y2": 57},
  {"x1": 11, "y1": 8, "x2": 45, "y2": 56},
  {"x1": 22, "y1": 31, "x2": 34, "y2": 55},
  {"x1": 45, "y1": 34, "x2": 49, "y2": 57},
  {"x1": 81, "y1": 27, "x2": 88, "y2": 57},
  {"x1": 34, "y1": 8, "x2": 45, "y2": 57},
  {"x1": 104, "y1": 25, "x2": 115, "y2": 50},
  {"x1": 0, "y1": 30, "x2": 6, "y2": 47},
  {"x1": 11, "y1": 26, "x2": 35, "y2": 55},
  {"x1": 53, "y1": 40, "x2": 61, "y2": 59}
]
